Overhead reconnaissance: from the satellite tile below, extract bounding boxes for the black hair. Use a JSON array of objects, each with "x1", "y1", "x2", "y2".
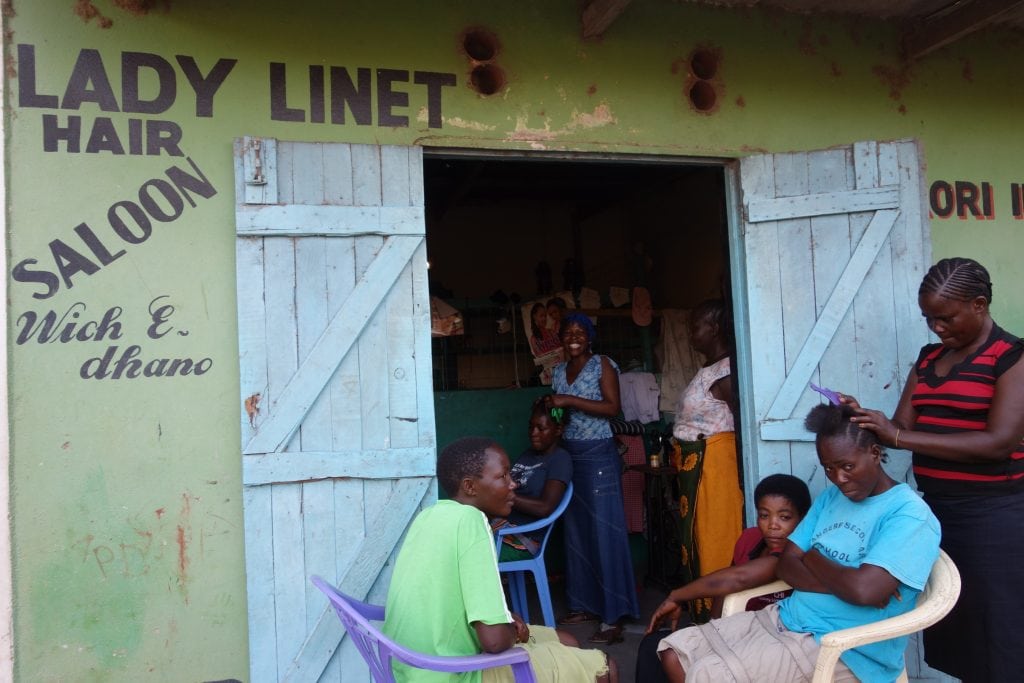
[
  {"x1": 437, "y1": 436, "x2": 494, "y2": 497},
  {"x1": 530, "y1": 302, "x2": 547, "y2": 340},
  {"x1": 746, "y1": 473, "x2": 812, "y2": 560},
  {"x1": 754, "y1": 474, "x2": 812, "y2": 517},
  {"x1": 692, "y1": 298, "x2": 733, "y2": 344},
  {"x1": 804, "y1": 403, "x2": 885, "y2": 459},
  {"x1": 546, "y1": 296, "x2": 567, "y2": 312},
  {"x1": 918, "y1": 257, "x2": 993, "y2": 304},
  {"x1": 530, "y1": 396, "x2": 570, "y2": 428}
]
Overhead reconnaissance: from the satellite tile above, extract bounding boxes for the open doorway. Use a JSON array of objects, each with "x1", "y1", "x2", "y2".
[
  {"x1": 423, "y1": 150, "x2": 740, "y2": 588},
  {"x1": 423, "y1": 150, "x2": 735, "y2": 444}
]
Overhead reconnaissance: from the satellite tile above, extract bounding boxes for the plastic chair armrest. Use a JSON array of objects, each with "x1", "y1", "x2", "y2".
[
  {"x1": 720, "y1": 580, "x2": 792, "y2": 617},
  {"x1": 395, "y1": 644, "x2": 533, "y2": 672},
  {"x1": 819, "y1": 592, "x2": 953, "y2": 650},
  {"x1": 811, "y1": 609, "x2": 933, "y2": 683},
  {"x1": 496, "y1": 517, "x2": 550, "y2": 536}
]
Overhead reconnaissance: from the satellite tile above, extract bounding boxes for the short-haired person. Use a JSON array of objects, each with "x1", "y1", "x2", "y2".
[
  {"x1": 647, "y1": 473, "x2": 812, "y2": 631},
  {"x1": 492, "y1": 399, "x2": 572, "y2": 562},
  {"x1": 656, "y1": 404, "x2": 941, "y2": 683},
  {"x1": 634, "y1": 474, "x2": 811, "y2": 683},
  {"x1": 383, "y1": 437, "x2": 617, "y2": 683},
  {"x1": 845, "y1": 257, "x2": 1024, "y2": 682}
]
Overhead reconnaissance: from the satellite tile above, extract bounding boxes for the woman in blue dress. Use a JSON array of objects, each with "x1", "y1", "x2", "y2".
[{"x1": 546, "y1": 312, "x2": 640, "y2": 644}]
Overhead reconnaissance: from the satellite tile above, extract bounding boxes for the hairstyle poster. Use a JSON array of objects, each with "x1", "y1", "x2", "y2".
[{"x1": 520, "y1": 293, "x2": 574, "y2": 385}]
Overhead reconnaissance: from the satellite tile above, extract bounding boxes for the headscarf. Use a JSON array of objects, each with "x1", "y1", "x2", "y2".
[{"x1": 561, "y1": 311, "x2": 596, "y2": 342}]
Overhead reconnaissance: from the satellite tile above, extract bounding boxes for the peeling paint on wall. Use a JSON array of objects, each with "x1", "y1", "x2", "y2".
[
  {"x1": 571, "y1": 103, "x2": 616, "y2": 128},
  {"x1": 507, "y1": 103, "x2": 616, "y2": 143}
]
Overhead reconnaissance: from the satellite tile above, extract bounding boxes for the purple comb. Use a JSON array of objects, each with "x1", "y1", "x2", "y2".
[{"x1": 810, "y1": 382, "x2": 841, "y2": 405}]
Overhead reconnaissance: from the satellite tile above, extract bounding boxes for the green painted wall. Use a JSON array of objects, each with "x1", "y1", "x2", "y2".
[{"x1": 5, "y1": 0, "x2": 1023, "y2": 679}]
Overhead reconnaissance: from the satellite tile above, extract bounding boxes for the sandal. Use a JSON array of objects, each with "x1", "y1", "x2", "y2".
[
  {"x1": 588, "y1": 623, "x2": 624, "y2": 645},
  {"x1": 557, "y1": 610, "x2": 598, "y2": 625}
]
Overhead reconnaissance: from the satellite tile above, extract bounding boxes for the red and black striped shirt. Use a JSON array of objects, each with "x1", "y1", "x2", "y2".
[{"x1": 911, "y1": 324, "x2": 1024, "y2": 496}]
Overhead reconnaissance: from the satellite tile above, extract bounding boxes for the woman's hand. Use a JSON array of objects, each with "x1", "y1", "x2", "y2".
[
  {"x1": 511, "y1": 613, "x2": 530, "y2": 644},
  {"x1": 837, "y1": 393, "x2": 862, "y2": 410},
  {"x1": 849, "y1": 407, "x2": 900, "y2": 447},
  {"x1": 645, "y1": 598, "x2": 683, "y2": 634},
  {"x1": 543, "y1": 393, "x2": 572, "y2": 410},
  {"x1": 547, "y1": 394, "x2": 569, "y2": 409},
  {"x1": 839, "y1": 393, "x2": 901, "y2": 447}
]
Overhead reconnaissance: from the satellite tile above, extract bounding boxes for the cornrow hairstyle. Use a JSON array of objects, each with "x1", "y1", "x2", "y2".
[
  {"x1": 747, "y1": 473, "x2": 812, "y2": 561},
  {"x1": 804, "y1": 403, "x2": 886, "y2": 460},
  {"x1": 437, "y1": 436, "x2": 494, "y2": 498},
  {"x1": 531, "y1": 396, "x2": 570, "y2": 428},
  {"x1": 918, "y1": 257, "x2": 993, "y2": 304},
  {"x1": 692, "y1": 298, "x2": 734, "y2": 344}
]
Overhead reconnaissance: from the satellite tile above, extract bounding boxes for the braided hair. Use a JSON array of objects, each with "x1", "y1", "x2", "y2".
[
  {"x1": 804, "y1": 403, "x2": 885, "y2": 459},
  {"x1": 918, "y1": 257, "x2": 993, "y2": 304}
]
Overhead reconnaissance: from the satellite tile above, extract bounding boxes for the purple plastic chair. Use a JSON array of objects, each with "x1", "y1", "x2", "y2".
[
  {"x1": 494, "y1": 481, "x2": 573, "y2": 627},
  {"x1": 310, "y1": 575, "x2": 537, "y2": 683}
]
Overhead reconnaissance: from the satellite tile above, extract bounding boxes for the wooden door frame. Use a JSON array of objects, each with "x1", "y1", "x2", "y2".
[{"x1": 722, "y1": 159, "x2": 758, "y2": 519}]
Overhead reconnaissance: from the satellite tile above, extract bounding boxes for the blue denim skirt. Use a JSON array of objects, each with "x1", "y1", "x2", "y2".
[{"x1": 562, "y1": 437, "x2": 640, "y2": 623}]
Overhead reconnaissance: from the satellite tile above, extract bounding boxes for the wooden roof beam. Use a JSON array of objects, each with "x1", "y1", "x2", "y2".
[
  {"x1": 904, "y1": 0, "x2": 1024, "y2": 60},
  {"x1": 581, "y1": 0, "x2": 634, "y2": 41}
]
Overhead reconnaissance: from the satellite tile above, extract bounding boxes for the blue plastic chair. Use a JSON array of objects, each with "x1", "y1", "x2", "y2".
[
  {"x1": 311, "y1": 575, "x2": 537, "y2": 683},
  {"x1": 494, "y1": 481, "x2": 574, "y2": 627}
]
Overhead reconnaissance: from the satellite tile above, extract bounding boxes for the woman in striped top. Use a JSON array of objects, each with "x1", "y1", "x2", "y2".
[{"x1": 844, "y1": 257, "x2": 1024, "y2": 683}]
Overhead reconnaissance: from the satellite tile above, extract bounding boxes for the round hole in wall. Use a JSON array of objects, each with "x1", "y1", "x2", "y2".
[
  {"x1": 690, "y1": 48, "x2": 718, "y2": 80},
  {"x1": 470, "y1": 64, "x2": 506, "y2": 95},
  {"x1": 688, "y1": 80, "x2": 717, "y2": 112},
  {"x1": 463, "y1": 28, "x2": 499, "y2": 62}
]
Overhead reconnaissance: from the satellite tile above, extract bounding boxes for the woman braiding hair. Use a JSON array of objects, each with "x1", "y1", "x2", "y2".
[{"x1": 842, "y1": 256, "x2": 1024, "y2": 682}]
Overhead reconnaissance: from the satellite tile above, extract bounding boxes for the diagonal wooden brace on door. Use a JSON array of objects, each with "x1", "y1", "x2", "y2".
[
  {"x1": 759, "y1": 209, "x2": 900, "y2": 441},
  {"x1": 280, "y1": 477, "x2": 432, "y2": 682},
  {"x1": 244, "y1": 234, "x2": 423, "y2": 455}
]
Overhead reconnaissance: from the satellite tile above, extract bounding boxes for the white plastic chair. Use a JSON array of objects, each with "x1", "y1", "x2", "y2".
[{"x1": 720, "y1": 549, "x2": 961, "y2": 683}]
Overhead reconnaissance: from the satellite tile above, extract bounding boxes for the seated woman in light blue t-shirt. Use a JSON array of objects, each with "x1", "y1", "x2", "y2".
[{"x1": 657, "y1": 403, "x2": 941, "y2": 683}]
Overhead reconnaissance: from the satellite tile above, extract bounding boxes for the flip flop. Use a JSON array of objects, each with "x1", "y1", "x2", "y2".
[
  {"x1": 588, "y1": 623, "x2": 624, "y2": 645},
  {"x1": 557, "y1": 611, "x2": 598, "y2": 625}
]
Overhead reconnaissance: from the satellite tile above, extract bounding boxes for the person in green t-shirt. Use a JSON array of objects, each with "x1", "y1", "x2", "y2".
[{"x1": 383, "y1": 436, "x2": 617, "y2": 683}]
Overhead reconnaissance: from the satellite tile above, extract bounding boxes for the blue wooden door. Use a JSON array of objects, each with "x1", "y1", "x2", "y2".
[
  {"x1": 234, "y1": 138, "x2": 436, "y2": 682},
  {"x1": 733, "y1": 140, "x2": 931, "y2": 500}
]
